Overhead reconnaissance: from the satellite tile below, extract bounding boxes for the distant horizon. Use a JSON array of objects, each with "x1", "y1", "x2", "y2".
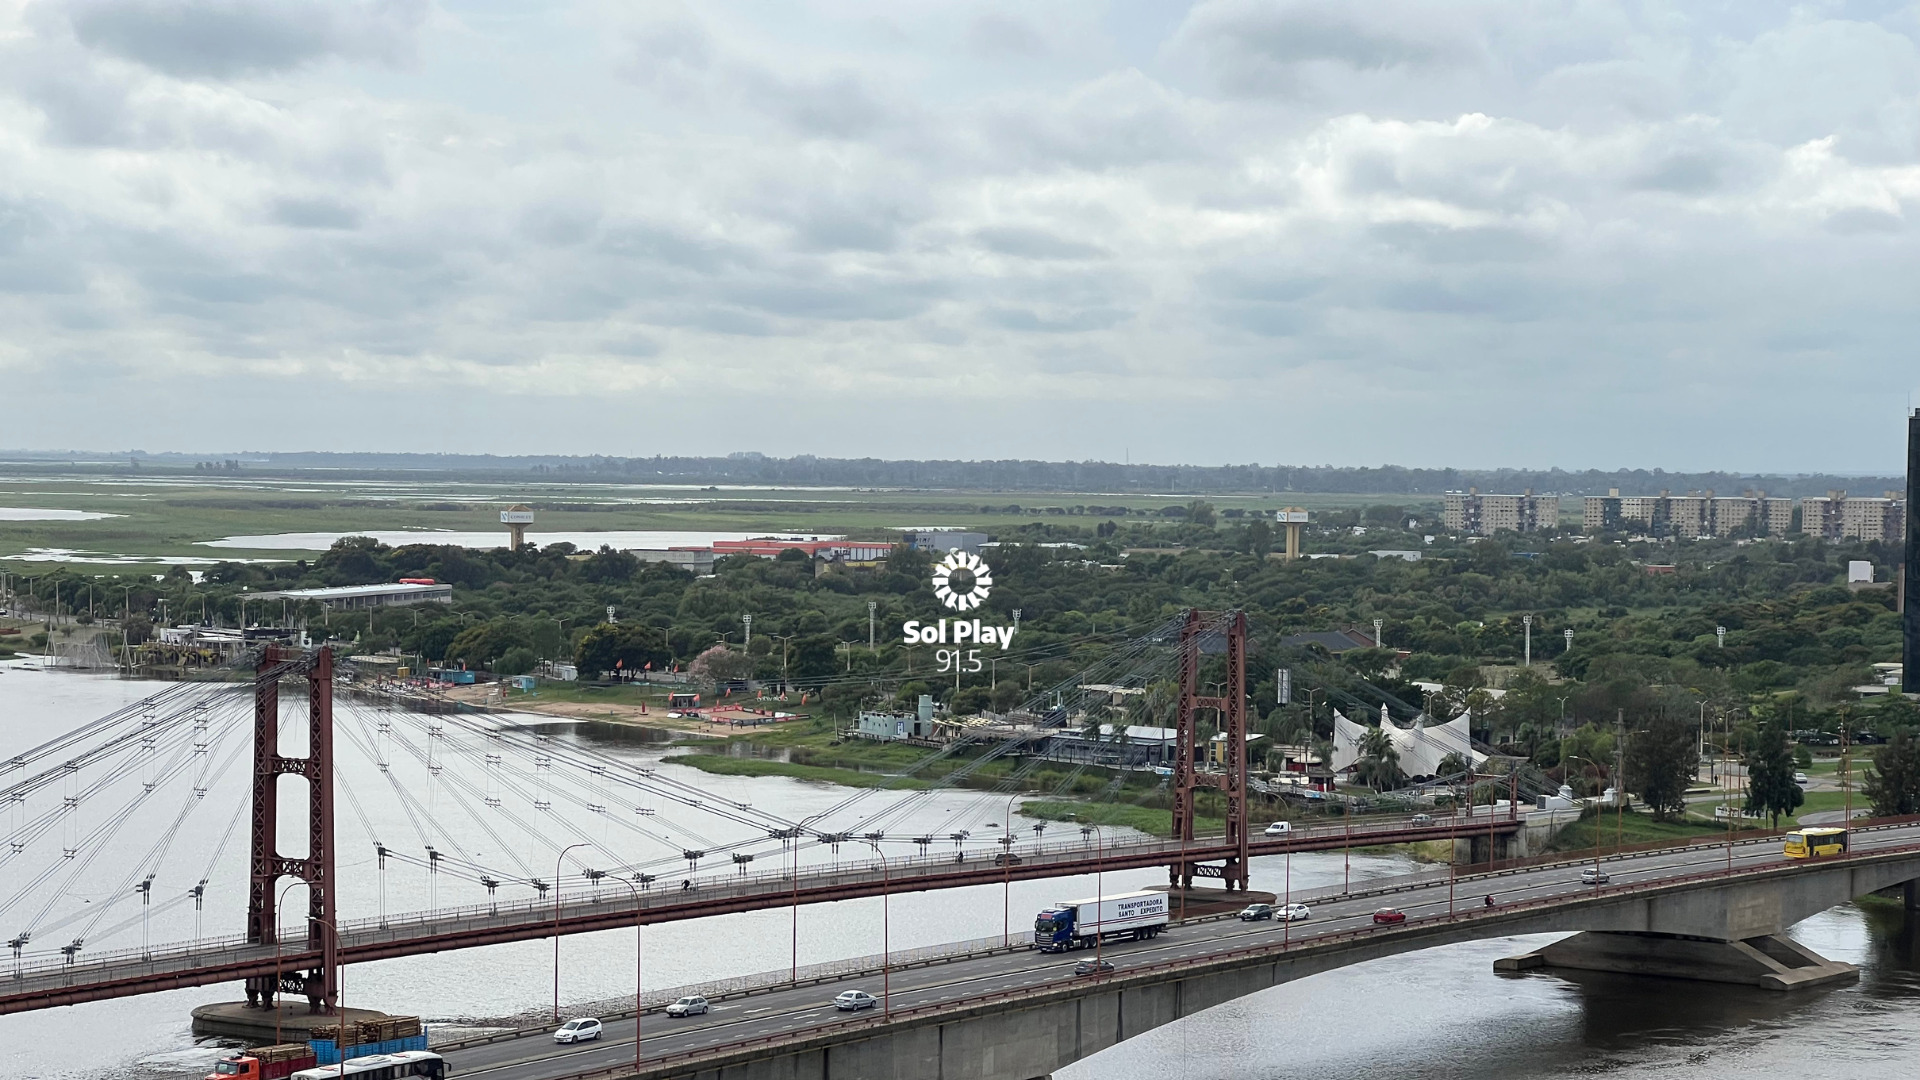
[{"x1": 0, "y1": 448, "x2": 1901, "y2": 497}]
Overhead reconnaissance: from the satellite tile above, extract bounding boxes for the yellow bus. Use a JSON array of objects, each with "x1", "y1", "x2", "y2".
[{"x1": 1784, "y1": 827, "x2": 1848, "y2": 858}]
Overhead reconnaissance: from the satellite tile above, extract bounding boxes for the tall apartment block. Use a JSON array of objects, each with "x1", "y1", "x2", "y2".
[
  {"x1": 1582, "y1": 490, "x2": 1795, "y2": 538},
  {"x1": 1818, "y1": 491, "x2": 1906, "y2": 541},
  {"x1": 1443, "y1": 490, "x2": 1562, "y2": 535}
]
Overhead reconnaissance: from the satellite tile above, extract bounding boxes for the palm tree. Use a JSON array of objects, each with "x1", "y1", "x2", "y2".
[{"x1": 1355, "y1": 726, "x2": 1403, "y2": 791}]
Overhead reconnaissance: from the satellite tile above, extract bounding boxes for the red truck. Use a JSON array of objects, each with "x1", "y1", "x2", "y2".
[{"x1": 205, "y1": 1044, "x2": 315, "y2": 1080}]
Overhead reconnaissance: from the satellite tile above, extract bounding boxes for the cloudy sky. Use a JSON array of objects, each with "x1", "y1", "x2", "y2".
[{"x1": 2, "y1": 1, "x2": 1918, "y2": 472}]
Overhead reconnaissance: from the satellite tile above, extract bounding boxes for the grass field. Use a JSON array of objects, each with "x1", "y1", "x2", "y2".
[
  {"x1": 0, "y1": 470, "x2": 1439, "y2": 568},
  {"x1": 1547, "y1": 812, "x2": 1728, "y2": 852}
]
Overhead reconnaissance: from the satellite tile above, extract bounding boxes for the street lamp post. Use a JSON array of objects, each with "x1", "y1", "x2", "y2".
[
  {"x1": 867, "y1": 841, "x2": 892, "y2": 1016},
  {"x1": 606, "y1": 874, "x2": 645, "y2": 1073},
  {"x1": 1565, "y1": 755, "x2": 1606, "y2": 892},
  {"x1": 552, "y1": 842, "x2": 591, "y2": 1022},
  {"x1": 1000, "y1": 791, "x2": 1030, "y2": 947},
  {"x1": 1523, "y1": 614, "x2": 1532, "y2": 667}
]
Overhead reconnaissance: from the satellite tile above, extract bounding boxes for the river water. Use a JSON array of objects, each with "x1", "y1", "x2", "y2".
[{"x1": 2, "y1": 667, "x2": 1916, "y2": 1080}]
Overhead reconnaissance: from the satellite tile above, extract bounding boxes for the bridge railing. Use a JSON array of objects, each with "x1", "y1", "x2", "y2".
[
  {"x1": 0, "y1": 815, "x2": 1518, "y2": 981},
  {"x1": 543, "y1": 827, "x2": 1920, "y2": 1080}
]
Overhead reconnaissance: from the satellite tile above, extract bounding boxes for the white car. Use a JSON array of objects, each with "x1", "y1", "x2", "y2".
[
  {"x1": 553, "y1": 1017, "x2": 602, "y2": 1043},
  {"x1": 1581, "y1": 867, "x2": 1610, "y2": 885},
  {"x1": 1264, "y1": 821, "x2": 1293, "y2": 837},
  {"x1": 665, "y1": 995, "x2": 709, "y2": 1017},
  {"x1": 1281, "y1": 903, "x2": 1311, "y2": 921},
  {"x1": 834, "y1": 989, "x2": 878, "y2": 1011},
  {"x1": 1794, "y1": 772, "x2": 1810, "y2": 785}
]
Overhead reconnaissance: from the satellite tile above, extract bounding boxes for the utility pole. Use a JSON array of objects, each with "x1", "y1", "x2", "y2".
[
  {"x1": 1523, "y1": 615, "x2": 1532, "y2": 667},
  {"x1": 868, "y1": 601, "x2": 876, "y2": 653}
]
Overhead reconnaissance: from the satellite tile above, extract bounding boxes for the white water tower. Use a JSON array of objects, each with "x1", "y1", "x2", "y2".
[{"x1": 501, "y1": 505, "x2": 535, "y2": 549}]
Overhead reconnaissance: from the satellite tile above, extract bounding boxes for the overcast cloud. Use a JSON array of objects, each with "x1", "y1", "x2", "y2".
[{"x1": 1, "y1": 0, "x2": 1917, "y2": 472}]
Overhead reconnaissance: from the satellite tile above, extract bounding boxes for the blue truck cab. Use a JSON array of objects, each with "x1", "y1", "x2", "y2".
[{"x1": 1034, "y1": 905, "x2": 1077, "y2": 952}]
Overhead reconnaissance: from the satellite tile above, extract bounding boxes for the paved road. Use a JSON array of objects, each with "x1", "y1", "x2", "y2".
[{"x1": 443, "y1": 820, "x2": 1920, "y2": 1080}]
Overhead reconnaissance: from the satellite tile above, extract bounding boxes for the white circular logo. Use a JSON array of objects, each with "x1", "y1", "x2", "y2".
[{"x1": 932, "y1": 552, "x2": 993, "y2": 611}]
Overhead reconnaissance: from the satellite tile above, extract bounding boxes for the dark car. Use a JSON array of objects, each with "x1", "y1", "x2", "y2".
[
  {"x1": 1372, "y1": 907, "x2": 1407, "y2": 925},
  {"x1": 1238, "y1": 903, "x2": 1274, "y2": 921},
  {"x1": 1073, "y1": 958, "x2": 1115, "y2": 976},
  {"x1": 993, "y1": 852, "x2": 1022, "y2": 867}
]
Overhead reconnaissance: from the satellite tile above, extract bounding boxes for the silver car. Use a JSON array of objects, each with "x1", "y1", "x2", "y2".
[
  {"x1": 834, "y1": 989, "x2": 878, "y2": 1011},
  {"x1": 665, "y1": 995, "x2": 709, "y2": 1017}
]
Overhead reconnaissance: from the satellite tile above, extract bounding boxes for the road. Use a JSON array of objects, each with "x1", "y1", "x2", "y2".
[{"x1": 441, "y1": 819, "x2": 1920, "y2": 1080}]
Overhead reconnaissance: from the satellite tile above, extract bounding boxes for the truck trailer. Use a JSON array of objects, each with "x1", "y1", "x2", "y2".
[
  {"x1": 204, "y1": 1044, "x2": 315, "y2": 1080},
  {"x1": 1033, "y1": 889, "x2": 1169, "y2": 952}
]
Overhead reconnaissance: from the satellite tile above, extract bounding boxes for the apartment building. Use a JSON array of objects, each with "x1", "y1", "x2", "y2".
[
  {"x1": 1834, "y1": 493, "x2": 1906, "y2": 542},
  {"x1": 1582, "y1": 491, "x2": 1796, "y2": 538},
  {"x1": 1443, "y1": 490, "x2": 1562, "y2": 536},
  {"x1": 1666, "y1": 495, "x2": 1712, "y2": 539}
]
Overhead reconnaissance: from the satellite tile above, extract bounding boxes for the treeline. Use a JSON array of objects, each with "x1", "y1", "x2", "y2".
[{"x1": 18, "y1": 450, "x2": 1901, "y2": 497}]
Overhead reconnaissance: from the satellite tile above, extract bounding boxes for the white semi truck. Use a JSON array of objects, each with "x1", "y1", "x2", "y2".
[{"x1": 1033, "y1": 889, "x2": 1170, "y2": 952}]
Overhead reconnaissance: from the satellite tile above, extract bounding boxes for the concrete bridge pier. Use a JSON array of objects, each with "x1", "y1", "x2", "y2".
[
  {"x1": 1906, "y1": 879, "x2": 1919, "y2": 911},
  {"x1": 1454, "y1": 830, "x2": 1525, "y2": 865},
  {"x1": 1495, "y1": 931, "x2": 1858, "y2": 991}
]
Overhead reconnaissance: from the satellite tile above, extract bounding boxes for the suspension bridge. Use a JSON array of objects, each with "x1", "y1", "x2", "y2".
[{"x1": 0, "y1": 610, "x2": 1525, "y2": 1020}]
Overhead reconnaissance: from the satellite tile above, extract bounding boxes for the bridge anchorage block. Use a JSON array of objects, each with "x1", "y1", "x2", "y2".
[{"x1": 1494, "y1": 931, "x2": 1859, "y2": 992}]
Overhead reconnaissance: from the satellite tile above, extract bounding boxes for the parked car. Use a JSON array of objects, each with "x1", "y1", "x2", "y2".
[
  {"x1": 1794, "y1": 772, "x2": 1810, "y2": 786},
  {"x1": 1238, "y1": 903, "x2": 1274, "y2": 921},
  {"x1": 665, "y1": 995, "x2": 710, "y2": 1017},
  {"x1": 1264, "y1": 821, "x2": 1293, "y2": 837},
  {"x1": 553, "y1": 1018, "x2": 603, "y2": 1043},
  {"x1": 1372, "y1": 907, "x2": 1407, "y2": 925},
  {"x1": 1409, "y1": 813, "x2": 1433, "y2": 824},
  {"x1": 1281, "y1": 903, "x2": 1311, "y2": 921},
  {"x1": 1580, "y1": 867, "x2": 1610, "y2": 885},
  {"x1": 1073, "y1": 958, "x2": 1115, "y2": 976},
  {"x1": 834, "y1": 989, "x2": 878, "y2": 1011}
]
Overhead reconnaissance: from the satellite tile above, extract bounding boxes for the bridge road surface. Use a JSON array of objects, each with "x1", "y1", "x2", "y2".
[{"x1": 442, "y1": 821, "x2": 1920, "y2": 1080}]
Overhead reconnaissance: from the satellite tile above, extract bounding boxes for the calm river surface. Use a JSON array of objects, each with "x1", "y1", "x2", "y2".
[{"x1": 2, "y1": 667, "x2": 1916, "y2": 1079}]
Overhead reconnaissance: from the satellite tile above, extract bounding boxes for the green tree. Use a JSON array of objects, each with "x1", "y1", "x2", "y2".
[
  {"x1": 1863, "y1": 732, "x2": 1920, "y2": 817},
  {"x1": 445, "y1": 619, "x2": 531, "y2": 670},
  {"x1": 1626, "y1": 713, "x2": 1695, "y2": 821},
  {"x1": 495, "y1": 647, "x2": 537, "y2": 676},
  {"x1": 1186, "y1": 500, "x2": 1216, "y2": 526},
  {"x1": 1744, "y1": 721, "x2": 1805, "y2": 828},
  {"x1": 1354, "y1": 726, "x2": 1402, "y2": 791}
]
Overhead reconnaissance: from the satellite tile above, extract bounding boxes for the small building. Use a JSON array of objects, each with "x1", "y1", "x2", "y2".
[
  {"x1": 902, "y1": 529, "x2": 988, "y2": 555},
  {"x1": 1048, "y1": 724, "x2": 1178, "y2": 767},
  {"x1": 1207, "y1": 731, "x2": 1267, "y2": 767},
  {"x1": 857, "y1": 695, "x2": 938, "y2": 741},
  {"x1": 626, "y1": 548, "x2": 718, "y2": 574},
  {"x1": 255, "y1": 582, "x2": 453, "y2": 610}
]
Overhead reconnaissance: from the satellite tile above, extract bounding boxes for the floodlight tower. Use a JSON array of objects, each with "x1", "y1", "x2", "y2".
[
  {"x1": 1904, "y1": 408, "x2": 1919, "y2": 694},
  {"x1": 1275, "y1": 508, "x2": 1310, "y2": 561},
  {"x1": 502, "y1": 505, "x2": 535, "y2": 550}
]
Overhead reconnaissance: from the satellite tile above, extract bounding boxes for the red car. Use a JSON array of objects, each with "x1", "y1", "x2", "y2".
[{"x1": 1372, "y1": 907, "x2": 1407, "y2": 925}]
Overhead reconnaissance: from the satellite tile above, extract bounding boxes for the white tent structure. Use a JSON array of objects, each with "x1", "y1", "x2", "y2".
[{"x1": 1330, "y1": 710, "x2": 1485, "y2": 780}]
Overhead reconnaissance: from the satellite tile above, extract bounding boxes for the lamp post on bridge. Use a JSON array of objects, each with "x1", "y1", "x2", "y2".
[
  {"x1": 552, "y1": 841, "x2": 591, "y2": 1023},
  {"x1": 600, "y1": 871, "x2": 645, "y2": 1073},
  {"x1": 1565, "y1": 755, "x2": 1606, "y2": 894},
  {"x1": 865, "y1": 840, "x2": 892, "y2": 1017}
]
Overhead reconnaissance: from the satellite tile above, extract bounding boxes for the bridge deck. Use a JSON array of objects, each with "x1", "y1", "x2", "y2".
[{"x1": 0, "y1": 816, "x2": 1516, "y2": 1013}]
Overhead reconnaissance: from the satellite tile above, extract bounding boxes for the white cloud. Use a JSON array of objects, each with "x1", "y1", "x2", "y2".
[{"x1": 0, "y1": 1, "x2": 1916, "y2": 471}]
